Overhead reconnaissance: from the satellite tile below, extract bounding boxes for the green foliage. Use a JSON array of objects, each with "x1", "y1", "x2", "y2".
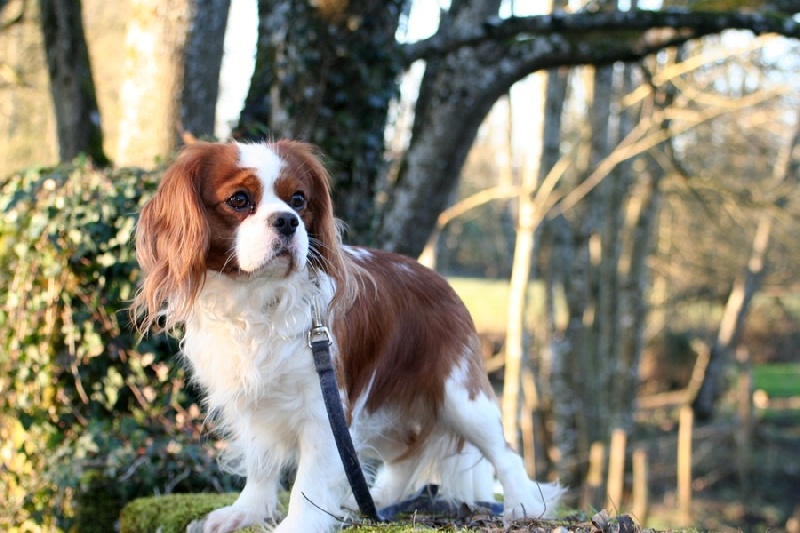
[{"x1": 0, "y1": 161, "x2": 234, "y2": 532}]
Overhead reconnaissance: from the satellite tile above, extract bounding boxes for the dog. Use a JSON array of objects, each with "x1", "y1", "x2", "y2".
[{"x1": 132, "y1": 140, "x2": 563, "y2": 532}]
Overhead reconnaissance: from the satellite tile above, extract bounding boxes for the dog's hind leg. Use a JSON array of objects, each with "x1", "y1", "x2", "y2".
[
  {"x1": 435, "y1": 441, "x2": 496, "y2": 503},
  {"x1": 370, "y1": 457, "x2": 419, "y2": 508},
  {"x1": 441, "y1": 377, "x2": 564, "y2": 521}
]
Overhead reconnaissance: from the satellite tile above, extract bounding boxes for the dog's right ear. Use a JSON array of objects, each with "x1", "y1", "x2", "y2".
[{"x1": 132, "y1": 143, "x2": 220, "y2": 331}]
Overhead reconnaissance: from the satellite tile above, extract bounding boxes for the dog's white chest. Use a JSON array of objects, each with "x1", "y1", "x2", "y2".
[{"x1": 181, "y1": 272, "x2": 324, "y2": 412}]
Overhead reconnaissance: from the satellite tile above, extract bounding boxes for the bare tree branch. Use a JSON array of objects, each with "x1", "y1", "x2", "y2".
[{"x1": 403, "y1": 8, "x2": 800, "y2": 65}]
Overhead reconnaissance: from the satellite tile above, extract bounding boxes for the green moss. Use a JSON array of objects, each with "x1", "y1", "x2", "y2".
[{"x1": 120, "y1": 493, "x2": 239, "y2": 533}]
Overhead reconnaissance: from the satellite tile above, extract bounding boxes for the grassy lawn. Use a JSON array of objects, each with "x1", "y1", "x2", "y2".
[
  {"x1": 448, "y1": 277, "x2": 558, "y2": 334},
  {"x1": 753, "y1": 362, "x2": 800, "y2": 398},
  {"x1": 447, "y1": 278, "x2": 510, "y2": 333}
]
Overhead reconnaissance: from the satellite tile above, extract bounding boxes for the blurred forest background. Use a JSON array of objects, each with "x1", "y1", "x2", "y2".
[{"x1": 2, "y1": 0, "x2": 800, "y2": 532}]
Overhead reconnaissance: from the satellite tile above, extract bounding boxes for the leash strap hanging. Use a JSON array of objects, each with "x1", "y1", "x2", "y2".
[{"x1": 308, "y1": 298, "x2": 384, "y2": 523}]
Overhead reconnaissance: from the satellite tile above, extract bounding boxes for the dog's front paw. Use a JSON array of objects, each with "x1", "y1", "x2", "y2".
[
  {"x1": 503, "y1": 480, "x2": 565, "y2": 523},
  {"x1": 203, "y1": 504, "x2": 269, "y2": 533},
  {"x1": 272, "y1": 513, "x2": 338, "y2": 533}
]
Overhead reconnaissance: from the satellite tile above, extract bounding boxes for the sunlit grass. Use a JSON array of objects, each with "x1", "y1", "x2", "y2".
[{"x1": 448, "y1": 278, "x2": 560, "y2": 334}]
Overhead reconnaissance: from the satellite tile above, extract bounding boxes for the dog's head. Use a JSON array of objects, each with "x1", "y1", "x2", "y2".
[{"x1": 133, "y1": 140, "x2": 350, "y2": 330}]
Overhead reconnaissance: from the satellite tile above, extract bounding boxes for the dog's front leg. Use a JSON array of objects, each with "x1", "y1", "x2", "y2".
[
  {"x1": 204, "y1": 465, "x2": 281, "y2": 533},
  {"x1": 274, "y1": 416, "x2": 350, "y2": 533}
]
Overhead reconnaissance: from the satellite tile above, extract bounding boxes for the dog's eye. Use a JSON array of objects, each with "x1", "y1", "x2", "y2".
[
  {"x1": 289, "y1": 192, "x2": 306, "y2": 211},
  {"x1": 226, "y1": 191, "x2": 252, "y2": 211}
]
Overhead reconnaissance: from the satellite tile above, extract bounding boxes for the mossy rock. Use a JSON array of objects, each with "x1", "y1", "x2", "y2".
[
  {"x1": 118, "y1": 493, "x2": 442, "y2": 532},
  {"x1": 120, "y1": 493, "x2": 243, "y2": 533}
]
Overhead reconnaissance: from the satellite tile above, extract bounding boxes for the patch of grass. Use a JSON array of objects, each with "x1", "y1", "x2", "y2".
[
  {"x1": 753, "y1": 363, "x2": 800, "y2": 398},
  {"x1": 448, "y1": 278, "x2": 558, "y2": 334},
  {"x1": 448, "y1": 278, "x2": 510, "y2": 333}
]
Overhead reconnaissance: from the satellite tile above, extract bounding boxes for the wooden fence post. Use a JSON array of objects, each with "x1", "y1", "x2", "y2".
[
  {"x1": 632, "y1": 448, "x2": 649, "y2": 526},
  {"x1": 678, "y1": 405, "x2": 694, "y2": 526},
  {"x1": 582, "y1": 441, "x2": 606, "y2": 510},
  {"x1": 736, "y1": 348, "x2": 753, "y2": 499},
  {"x1": 606, "y1": 428, "x2": 627, "y2": 513},
  {"x1": 520, "y1": 367, "x2": 539, "y2": 477}
]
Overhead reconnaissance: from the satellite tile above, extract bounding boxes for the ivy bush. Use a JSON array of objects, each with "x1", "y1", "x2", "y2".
[{"x1": 0, "y1": 160, "x2": 235, "y2": 532}]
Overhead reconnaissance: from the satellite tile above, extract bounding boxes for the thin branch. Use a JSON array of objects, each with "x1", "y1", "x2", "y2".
[
  {"x1": 436, "y1": 185, "x2": 517, "y2": 228},
  {"x1": 553, "y1": 87, "x2": 786, "y2": 217}
]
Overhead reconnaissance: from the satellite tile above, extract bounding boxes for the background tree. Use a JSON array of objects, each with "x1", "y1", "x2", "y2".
[
  {"x1": 181, "y1": 0, "x2": 230, "y2": 140},
  {"x1": 235, "y1": 0, "x2": 407, "y2": 244},
  {"x1": 38, "y1": 0, "x2": 108, "y2": 165},
  {"x1": 0, "y1": 0, "x2": 57, "y2": 176},
  {"x1": 115, "y1": 0, "x2": 192, "y2": 167}
]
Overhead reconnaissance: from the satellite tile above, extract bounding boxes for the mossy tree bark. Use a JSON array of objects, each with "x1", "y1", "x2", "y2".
[
  {"x1": 38, "y1": 0, "x2": 109, "y2": 166},
  {"x1": 235, "y1": 0, "x2": 408, "y2": 245},
  {"x1": 181, "y1": 0, "x2": 231, "y2": 140}
]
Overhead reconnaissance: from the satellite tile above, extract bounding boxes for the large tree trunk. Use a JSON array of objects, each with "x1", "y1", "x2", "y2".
[
  {"x1": 234, "y1": 2, "x2": 800, "y2": 254},
  {"x1": 236, "y1": 0, "x2": 408, "y2": 245},
  {"x1": 181, "y1": 0, "x2": 230, "y2": 140},
  {"x1": 116, "y1": 0, "x2": 193, "y2": 167},
  {"x1": 376, "y1": 0, "x2": 506, "y2": 255},
  {"x1": 38, "y1": 0, "x2": 108, "y2": 165},
  {"x1": 0, "y1": 0, "x2": 58, "y2": 177}
]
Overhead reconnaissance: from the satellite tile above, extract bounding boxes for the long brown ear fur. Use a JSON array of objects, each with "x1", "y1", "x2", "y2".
[
  {"x1": 272, "y1": 140, "x2": 360, "y2": 312},
  {"x1": 132, "y1": 143, "x2": 217, "y2": 331}
]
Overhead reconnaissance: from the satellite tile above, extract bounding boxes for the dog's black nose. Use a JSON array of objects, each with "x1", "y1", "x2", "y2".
[{"x1": 271, "y1": 212, "x2": 299, "y2": 237}]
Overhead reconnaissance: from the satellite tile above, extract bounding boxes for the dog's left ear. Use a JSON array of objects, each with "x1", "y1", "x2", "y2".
[{"x1": 272, "y1": 140, "x2": 355, "y2": 306}]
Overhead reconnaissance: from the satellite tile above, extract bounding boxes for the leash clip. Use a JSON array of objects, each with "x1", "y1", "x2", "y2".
[{"x1": 308, "y1": 297, "x2": 332, "y2": 347}]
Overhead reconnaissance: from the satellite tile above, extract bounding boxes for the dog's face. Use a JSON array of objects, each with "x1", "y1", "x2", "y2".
[
  {"x1": 197, "y1": 142, "x2": 313, "y2": 277},
  {"x1": 133, "y1": 141, "x2": 345, "y2": 330}
]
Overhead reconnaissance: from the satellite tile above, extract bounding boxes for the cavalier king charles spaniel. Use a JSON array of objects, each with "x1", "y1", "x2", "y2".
[{"x1": 133, "y1": 140, "x2": 563, "y2": 532}]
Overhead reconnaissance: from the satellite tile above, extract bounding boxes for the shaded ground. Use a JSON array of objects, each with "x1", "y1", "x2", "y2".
[
  {"x1": 642, "y1": 408, "x2": 800, "y2": 532},
  {"x1": 389, "y1": 510, "x2": 644, "y2": 533}
]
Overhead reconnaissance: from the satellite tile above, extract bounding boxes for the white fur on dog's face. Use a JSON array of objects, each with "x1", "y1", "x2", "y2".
[{"x1": 234, "y1": 143, "x2": 309, "y2": 276}]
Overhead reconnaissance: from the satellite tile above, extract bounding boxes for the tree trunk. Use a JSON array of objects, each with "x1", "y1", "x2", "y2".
[
  {"x1": 0, "y1": 0, "x2": 58, "y2": 177},
  {"x1": 551, "y1": 63, "x2": 619, "y2": 478},
  {"x1": 232, "y1": 2, "x2": 800, "y2": 254},
  {"x1": 376, "y1": 0, "x2": 509, "y2": 256},
  {"x1": 38, "y1": 0, "x2": 108, "y2": 165},
  {"x1": 691, "y1": 215, "x2": 771, "y2": 420},
  {"x1": 613, "y1": 45, "x2": 674, "y2": 428},
  {"x1": 588, "y1": 63, "x2": 617, "y2": 440},
  {"x1": 116, "y1": 0, "x2": 193, "y2": 167},
  {"x1": 502, "y1": 73, "x2": 546, "y2": 448},
  {"x1": 181, "y1": 0, "x2": 230, "y2": 140},
  {"x1": 236, "y1": 0, "x2": 408, "y2": 245},
  {"x1": 535, "y1": 66, "x2": 569, "y2": 476},
  {"x1": 691, "y1": 109, "x2": 800, "y2": 420}
]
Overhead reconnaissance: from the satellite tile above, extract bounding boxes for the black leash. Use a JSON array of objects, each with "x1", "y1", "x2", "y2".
[{"x1": 308, "y1": 298, "x2": 384, "y2": 523}]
